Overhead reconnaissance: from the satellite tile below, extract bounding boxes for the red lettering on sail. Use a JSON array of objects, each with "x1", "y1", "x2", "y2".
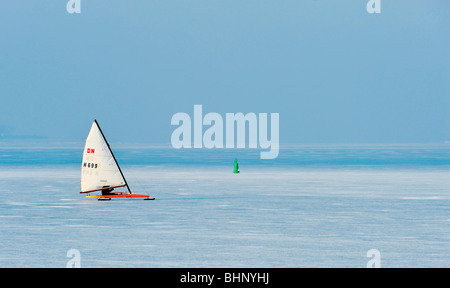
[
  {"x1": 87, "y1": 148, "x2": 90, "y2": 153},
  {"x1": 91, "y1": 149, "x2": 95, "y2": 154}
]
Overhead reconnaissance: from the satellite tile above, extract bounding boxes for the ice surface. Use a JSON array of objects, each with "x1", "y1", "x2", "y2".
[{"x1": 0, "y1": 164, "x2": 449, "y2": 267}]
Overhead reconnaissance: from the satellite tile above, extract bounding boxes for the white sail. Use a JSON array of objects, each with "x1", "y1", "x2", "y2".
[{"x1": 80, "y1": 120, "x2": 127, "y2": 193}]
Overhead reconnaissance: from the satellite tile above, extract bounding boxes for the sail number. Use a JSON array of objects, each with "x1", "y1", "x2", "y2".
[{"x1": 83, "y1": 162, "x2": 98, "y2": 169}]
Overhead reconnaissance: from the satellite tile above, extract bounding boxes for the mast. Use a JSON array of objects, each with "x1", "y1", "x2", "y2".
[{"x1": 94, "y1": 119, "x2": 132, "y2": 194}]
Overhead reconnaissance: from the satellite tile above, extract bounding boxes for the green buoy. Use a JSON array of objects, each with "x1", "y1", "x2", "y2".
[{"x1": 233, "y1": 158, "x2": 240, "y2": 174}]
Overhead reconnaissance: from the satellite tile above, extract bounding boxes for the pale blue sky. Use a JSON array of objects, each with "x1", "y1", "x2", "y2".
[{"x1": 0, "y1": 1, "x2": 449, "y2": 144}]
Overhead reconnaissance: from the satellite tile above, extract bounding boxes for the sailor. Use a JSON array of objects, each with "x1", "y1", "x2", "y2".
[{"x1": 102, "y1": 187, "x2": 115, "y2": 195}]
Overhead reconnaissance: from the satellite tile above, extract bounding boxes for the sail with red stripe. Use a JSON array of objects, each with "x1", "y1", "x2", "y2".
[{"x1": 80, "y1": 120, "x2": 127, "y2": 193}]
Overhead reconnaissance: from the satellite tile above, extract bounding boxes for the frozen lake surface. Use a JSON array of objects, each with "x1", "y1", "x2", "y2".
[{"x1": 0, "y1": 144, "x2": 449, "y2": 267}]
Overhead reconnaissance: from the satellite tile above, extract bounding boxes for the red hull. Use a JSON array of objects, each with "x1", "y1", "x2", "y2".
[{"x1": 86, "y1": 194, "x2": 152, "y2": 199}]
